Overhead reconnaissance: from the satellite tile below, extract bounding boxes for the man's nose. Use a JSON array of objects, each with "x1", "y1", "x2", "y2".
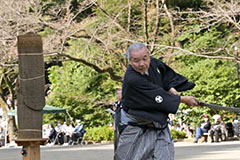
[{"x1": 139, "y1": 60, "x2": 145, "y2": 66}]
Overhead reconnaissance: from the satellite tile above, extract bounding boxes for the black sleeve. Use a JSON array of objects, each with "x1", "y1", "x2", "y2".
[
  {"x1": 123, "y1": 74, "x2": 180, "y2": 114},
  {"x1": 157, "y1": 60, "x2": 195, "y2": 92}
]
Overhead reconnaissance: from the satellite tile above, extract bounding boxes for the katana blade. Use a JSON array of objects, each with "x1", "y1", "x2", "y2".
[{"x1": 198, "y1": 101, "x2": 240, "y2": 113}]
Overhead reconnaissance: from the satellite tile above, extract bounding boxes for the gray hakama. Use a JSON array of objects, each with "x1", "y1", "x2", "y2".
[{"x1": 114, "y1": 112, "x2": 174, "y2": 160}]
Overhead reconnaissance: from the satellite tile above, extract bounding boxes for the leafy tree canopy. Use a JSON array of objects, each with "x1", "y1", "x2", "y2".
[
  {"x1": 45, "y1": 60, "x2": 121, "y2": 127},
  {"x1": 176, "y1": 58, "x2": 240, "y2": 126}
]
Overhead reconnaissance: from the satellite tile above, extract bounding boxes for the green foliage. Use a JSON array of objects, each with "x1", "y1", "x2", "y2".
[
  {"x1": 176, "y1": 25, "x2": 227, "y2": 53},
  {"x1": 85, "y1": 126, "x2": 114, "y2": 142},
  {"x1": 45, "y1": 61, "x2": 119, "y2": 128},
  {"x1": 37, "y1": 0, "x2": 240, "y2": 131},
  {"x1": 0, "y1": 67, "x2": 18, "y2": 109},
  {"x1": 171, "y1": 129, "x2": 186, "y2": 139},
  {"x1": 175, "y1": 59, "x2": 240, "y2": 126}
]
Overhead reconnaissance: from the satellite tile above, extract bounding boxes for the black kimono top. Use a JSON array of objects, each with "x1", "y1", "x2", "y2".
[{"x1": 122, "y1": 57, "x2": 195, "y2": 125}]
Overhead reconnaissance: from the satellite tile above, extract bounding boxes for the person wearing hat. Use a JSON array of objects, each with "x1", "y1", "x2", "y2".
[
  {"x1": 210, "y1": 114, "x2": 227, "y2": 142},
  {"x1": 193, "y1": 115, "x2": 211, "y2": 143}
]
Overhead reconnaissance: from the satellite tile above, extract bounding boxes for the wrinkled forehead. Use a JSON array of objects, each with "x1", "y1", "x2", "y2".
[
  {"x1": 125, "y1": 43, "x2": 150, "y2": 59},
  {"x1": 130, "y1": 47, "x2": 149, "y2": 59},
  {"x1": 116, "y1": 90, "x2": 122, "y2": 94}
]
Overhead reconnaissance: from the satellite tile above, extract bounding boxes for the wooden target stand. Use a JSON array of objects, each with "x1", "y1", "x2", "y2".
[
  {"x1": 15, "y1": 138, "x2": 47, "y2": 160},
  {"x1": 15, "y1": 33, "x2": 47, "y2": 160}
]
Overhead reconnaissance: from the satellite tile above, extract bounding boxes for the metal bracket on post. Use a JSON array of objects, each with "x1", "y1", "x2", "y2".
[
  {"x1": 16, "y1": 139, "x2": 47, "y2": 160},
  {"x1": 21, "y1": 146, "x2": 27, "y2": 157}
]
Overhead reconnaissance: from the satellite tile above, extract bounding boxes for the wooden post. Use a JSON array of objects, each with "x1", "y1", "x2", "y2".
[
  {"x1": 15, "y1": 139, "x2": 47, "y2": 160},
  {"x1": 15, "y1": 33, "x2": 47, "y2": 160}
]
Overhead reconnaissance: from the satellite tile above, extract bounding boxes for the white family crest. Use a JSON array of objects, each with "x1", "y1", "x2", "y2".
[{"x1": 155, "y1": 95, "x2": 163, "y2": 103}]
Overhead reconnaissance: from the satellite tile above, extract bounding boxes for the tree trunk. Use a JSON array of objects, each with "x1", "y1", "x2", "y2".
[
  {"x1": 0, "y1": 96, "x2": 17, "y2": 143},
  {"x1": 7, "y1": 116, "x2": 17, "y2": 142}
]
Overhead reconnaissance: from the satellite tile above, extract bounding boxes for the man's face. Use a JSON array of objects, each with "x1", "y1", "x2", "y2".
[
  {"x1": 204, "y1": 118, "x2": 208, "y2": 122},
  {"x1": 130, "y1": 47, "x2": 150, "y2": 74},
  {"x1": 116, "y1": 90, "x2": 122, "y2": 101}
]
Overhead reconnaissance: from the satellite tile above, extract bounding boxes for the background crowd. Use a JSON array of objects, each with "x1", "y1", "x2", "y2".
[
  {"x1": 168, "y1": 113, "x2": 240, "y2": 143},
  {"x1": 42, "y1": 119, "x2": 86, "y2": 146}
]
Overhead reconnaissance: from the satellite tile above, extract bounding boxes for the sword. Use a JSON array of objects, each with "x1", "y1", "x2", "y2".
[{"x1": 198, "y1": 101, "x2": 240, "y2": 113}]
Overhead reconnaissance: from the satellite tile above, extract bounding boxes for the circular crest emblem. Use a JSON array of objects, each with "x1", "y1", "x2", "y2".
[{"x1": 155, "y1": 95, "x2": 163, "y2": 103}]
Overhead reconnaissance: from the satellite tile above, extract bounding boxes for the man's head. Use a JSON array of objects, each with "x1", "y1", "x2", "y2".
[
  {"x1": 125, "y1": 42, "x2": 150, "y2": 74},
  {"x1": 213, "y1": 114, "x2": 221, "y2": 123},
  {"x1": 203, "y1": 114, "x2": 209, "y2": 122},
  {"x1": 116, "y1": 88, "x2": 122, "y2": 101},
  {"x1": 76, "y1": 119, "x2": 81, "y2": 124}
]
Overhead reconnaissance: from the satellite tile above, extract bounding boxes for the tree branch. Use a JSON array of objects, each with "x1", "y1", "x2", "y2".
[
  {"x1": 162, "y1": 0, "x2": 175, "y2": 64},
  {"x1": 150, "y1": 0, "x2": 162, "y2": 53},
  {"x1": 143, "y1": 0, "x2": 149, "y2": 44},
  {"x1": 153, "y1": 44, "x2": 240, "y2": 62},
  {"x1": 127, "y1": 0, "x2": 131, "y2": 33},
  {"x1": 59, "y1": 53, "x2": 123, "y2": 82},
  {"x1": 93, "y1": 2, "x2": 133, "y2": 39}
]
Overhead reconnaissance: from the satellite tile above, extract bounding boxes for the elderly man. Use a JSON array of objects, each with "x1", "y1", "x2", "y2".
[{"x1": 114, "y1": 42, "x2": 198, "y2": 160}]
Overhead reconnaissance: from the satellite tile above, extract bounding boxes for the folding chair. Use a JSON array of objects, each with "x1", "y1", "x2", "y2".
[{"x1": 76, "y1": 131, "x2": 86, "y2": 145}]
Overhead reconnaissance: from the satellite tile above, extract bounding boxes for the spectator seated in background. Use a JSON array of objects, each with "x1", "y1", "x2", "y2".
[
  {"x1": 225, "y1": 122, "x2": 234, "y2": 138},
  {"x1": 233, "y1": 114, "x2": 240, "y2": 138},
  {"x1": 194, "y1": 114, "x2": 211, "y2": 143},
  {"x1": 0, "y1": 122, "x2": 3, "y2": 139},
  {"x1": 68, "y1": 120, "x2": 86, "y2": 145},
  {"x1": 54, "y1": 121, "x2": 65, "y2": 145},
  {"x1": 182, "y1": 122, "x2": 194, "y2": 138},
  {"x1": 210, "y1": 114, "x2": 227, "y2": 143},
  {"x1": 47, "y1": 123, "x2": 57, "y2": 144},
  {"x1": 62, "y1": 121, "x2": 74, "y2": 144},
  {"x1": 175, "y1": 122, "x2": 182, "y2": 131}
]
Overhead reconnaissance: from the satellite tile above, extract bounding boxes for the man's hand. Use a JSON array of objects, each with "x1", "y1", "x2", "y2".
[
  {"x1": 180, "y1": 96, "x2": 199, "y2": 106},
  {"x1": 169, "y1": 87, "x2": 179, "y2": 95}
]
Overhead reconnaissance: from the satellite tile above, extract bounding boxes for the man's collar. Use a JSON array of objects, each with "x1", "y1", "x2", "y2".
[{"x1": 141, "y1": 71, "x2": 149, "y2": 76}]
